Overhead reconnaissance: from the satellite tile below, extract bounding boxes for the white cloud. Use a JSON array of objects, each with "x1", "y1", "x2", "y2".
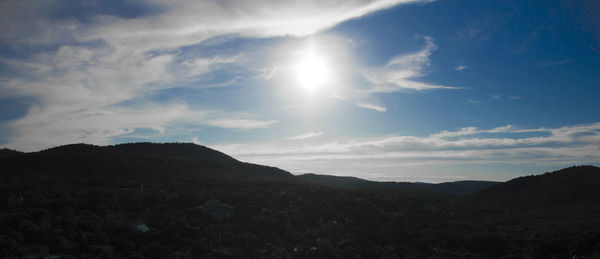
[
  {"x1": 192, "y1": 137, "x2": 201, "y2": 145},
  {"x1": 3, "y1": 1, "x2": 430, "y2": 151},
  {"x1": 2, "y1": 102, "x2": 277, "y2": 151},
  {"x1": 204, "y1": 119, "x2": 278, "y2": 130},
  {"x1": 285, "y1": 131, "x2": 324, "y2": 140},
  {"x1": 362, "y1": 36, "x2": 458, "y2": 92},
  {"x1": 5, "y1": 104, "x2": 196, "y2": 151},
  {"x1": 82, "y1": 0, "x2": 432, "y2": 52},
  {"x1": 0, "y1": 0, "x2": 431, "y2": 54},
  {"x1": 429, "y1": 126, "x2": 480, "y2": 138},
  {"x1": 182, "y1": 55, "x2": 240, "y2": 77},
  {"x1": 211, "y1": 122, "x2": 600, "y2": 181},
  {"x1": 357, "y1": 102, "x2": 387, "y2": 112},
  {"x1": 257, "y1": 66, "x2": 280, "y2": 80},
  {"x1": 455, "y1": 65, "x2": 468, "y2": 71}
]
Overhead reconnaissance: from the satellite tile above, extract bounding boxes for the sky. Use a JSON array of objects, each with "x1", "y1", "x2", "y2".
[{"x1": 1, "y1": 0, "x2": 600, "y2": 182}]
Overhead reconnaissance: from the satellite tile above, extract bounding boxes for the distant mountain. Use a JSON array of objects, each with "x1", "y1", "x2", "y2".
[
  {"x1": 0, "y1": 143, "x2": 293, "y2": 182},
  {"x1": 1, "y1": 142, "x2": 498, "y2": 194},
  {"x1": 297, "y1": 173, "x2": 499, "y2": 195},
  {"x1": 475, "y1": 165, "x2": 600, "y2": 205},
  {"x1": 4, "y1": 143, "x2": 597, "y2": 200},
  {"x1": 433, "y1": 180, "x2": 500, "y2": 195},
  {"x1": 296, "y1": 173, "x2": 371, "y2": 188}
]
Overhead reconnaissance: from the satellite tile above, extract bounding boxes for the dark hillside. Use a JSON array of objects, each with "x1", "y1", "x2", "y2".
[
  {"x1": 298, "y1": 173, "x2": 498, "y2": 195},
  {"x1": 0, "y1": 143, "x2": 292, "y2": 182},
  {"x1": 433, "y1": 180, "x2": 499, "y2": 195},
  {"x1": 475, "y1": 165, "x2": 600, "y2": 205},
  {"x1": 1, "y1": 144, "x2": 599, "y2": 258},
  {"x1": 297, "y1": 173, "x2": 372, "y2": 188},
  {"x1": 0, "y1": 148, "x2": 23, "y2": 158},
  {"x1": 109, "y1": 142, "x2": 236, "y2": 162}
]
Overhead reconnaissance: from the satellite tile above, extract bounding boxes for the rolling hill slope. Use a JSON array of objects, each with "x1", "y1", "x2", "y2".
[
  {"x1": 298, "y1": 173, "x2": 499, "y2": 195},
  {"x1": 475, "y1": 165, "x2": 600, "y2": 205},
  {"x1": 0, "y1": 142, "x2": 293, "y2": 182},
  {"x1": 1, "y1": 143, "x2": 599, "y2": 257}
]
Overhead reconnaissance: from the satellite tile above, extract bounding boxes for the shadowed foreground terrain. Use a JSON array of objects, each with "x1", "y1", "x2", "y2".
[{"x1": 1, "y1": 143, "x2": 599, "y2": 258}]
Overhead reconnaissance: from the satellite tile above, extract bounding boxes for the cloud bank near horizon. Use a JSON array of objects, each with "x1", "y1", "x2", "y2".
[{"x1": 211, "y1": 122, "x2": 600, "y2": 181}]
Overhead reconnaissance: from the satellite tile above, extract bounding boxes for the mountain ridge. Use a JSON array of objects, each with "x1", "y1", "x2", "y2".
[
  {"x1": 0, "y1": 142, "x2": 293, "y2": 181},
  {"x1": 297, "y1": 173, "x2": 500, "y2": 195},
  {"x1": 1, "y1": 142, "x2": 600, "y2": 257},
  {"x1": 475, "y1": 165, "x2": 600, "y2": 205},
  {"x1": 2, "y1": 143, "x2": 598, "y2": 193}
]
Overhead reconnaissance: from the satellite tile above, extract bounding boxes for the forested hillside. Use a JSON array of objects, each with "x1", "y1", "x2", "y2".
[{"x1": 1, "y1": 143, "x2": 599, "y2": 258}]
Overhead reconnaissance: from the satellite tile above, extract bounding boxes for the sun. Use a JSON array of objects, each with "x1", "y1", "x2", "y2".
[{"x1": 293, "y1": 45, "x2": 332, "y2": 94}]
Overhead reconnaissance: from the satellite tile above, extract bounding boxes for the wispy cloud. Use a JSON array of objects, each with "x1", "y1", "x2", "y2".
[
  {"x1": 192, "y1": 137, "x2": 202, "y2": 145},
  {"x1": 429, "y1": 125, "x2": 515, "y2": 138},
  {"x1": 351, "y1": 36, "x2": 459, "y2": 112},
  {"x1": 257, "y1": 66, "x2": 280, "y2": 80},
  {"x1": 204, "y1": 119, "x2": 278, "y2": 130},
  {"x1": 211, "y1": 122, "x2": 600, "y2": 180},
  {"x1": 182, "y1": 55, "x2": 240, "y2": 78},
  {"x1": 285, "y1": 131, "x2": 324, "y2": 140},
  {"x1": 1, "y1": 0, "x2": 431, "y2": 52},
  {"x1": 453, "y1": 17, "x2": 493, "y2": 45},
  {"x1": 5, "y1": 104, "x2": 197, "y2": 151},
  {"x1": 362, "y1": 36, "x2": 458, "y2": 92},
  {"x1": 357, "y1": 102, "x2": 387, "y2": 112},
  {"x1": 2, "y1": 102, "x2": 277, "y2": 151},
  {"x1": 0, "y1": 0, "x2": 430, "y2": 151},
  {"x1": 455, "y1": 65, "x2": 468, "y2": 71}
]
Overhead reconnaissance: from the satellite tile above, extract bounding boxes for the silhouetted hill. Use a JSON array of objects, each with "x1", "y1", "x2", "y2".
[
  {"x1": 109, "y1": 142, "x2": 237, "y2": 162},
  {"x1": 0, "y1": 148, "x2": 22, "y2": 158},
  {"x1": 0, "y1": 142, "x2": 292, "y2": 182},
  {"x1": 297, "y1": 173, "x2": 371, "y2": 188},
  {"x1": 433, "y1": 180, "x2": 499, "y2": 195},
  {"x1": 476, "y1": 165, "x2": 600, "y2": 205},
  {"x1": 1, "y1": 144, "x2": 599, "y2": 257},
  {"x1": 297, "y1": 173, "x2": 498, "y2": 195}
]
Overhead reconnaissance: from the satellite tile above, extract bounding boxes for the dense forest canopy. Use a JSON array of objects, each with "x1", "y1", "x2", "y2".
[{"x1": 1, "y1": 143, "x2": 599, "y2": 258}]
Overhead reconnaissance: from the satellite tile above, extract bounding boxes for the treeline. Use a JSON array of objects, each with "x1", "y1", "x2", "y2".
[{"x1": 2, "y1": 173, "x2": 600, "y2": 258}]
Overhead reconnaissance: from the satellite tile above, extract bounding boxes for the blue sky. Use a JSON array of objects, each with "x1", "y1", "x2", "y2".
[{"x1": 1, "y1": 0, "x2": 599, "y2": 182}]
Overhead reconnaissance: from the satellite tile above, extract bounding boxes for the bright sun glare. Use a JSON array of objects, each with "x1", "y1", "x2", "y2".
[{"x1": 294, "y1": 45, "x2": 332, "y2": 94}]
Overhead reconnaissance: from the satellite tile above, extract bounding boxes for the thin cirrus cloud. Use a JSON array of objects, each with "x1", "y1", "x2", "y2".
[
  {"x1": 211, "y1": 122, "x2": 600, "y2": 180},
  {"x1": 357, "y1": 102, "x2": 387, "y2": 113},
  {"x1": 6, "y1": 104, "x2": 198, "y2": 152},
  {"x1": 285, "y1": 131, "x2": 324, "y2": 140},
  {"x1": 204, "y1": 119, "x2": 278, "y2": 130},
  {"x1": 0, "y1": 0, "x2": 431, "y2": 152},
  {"x1": 3, "y1": 103, "x2": 278, "y2": 151},
  {"x1": 355, "y1": 36, "x2": 458, "y2": 112},
  {"x1": 455, "y1": 65, "x2": 468, "y2": 71},
  {"x1": 83, "y1": 0, "x2": 433, "y2": 51},
  {"x1": 362, "y1": 36, "x2": 458, "y2": 93}
]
